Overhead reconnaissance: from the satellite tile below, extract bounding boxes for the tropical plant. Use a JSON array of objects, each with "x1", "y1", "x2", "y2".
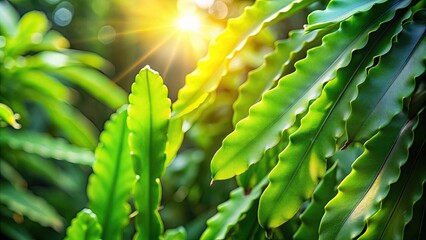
[
  {"x1": 0, "y1": 2, "x2": 126, "y2": 239},
  {"x1": 3, "y1": 0, "x2": 425, "y2": 239},
  {"x1": 65, "y1": 0, "x2": 426, "y2": 238}
]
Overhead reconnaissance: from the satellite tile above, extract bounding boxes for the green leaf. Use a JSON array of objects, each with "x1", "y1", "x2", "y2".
[
  {"x1": 0, "y1": 129, "x2": 94, "y2": 166},
  {"x1": 33, "y1": 93, "x2": 98, "y2": 149},
  {"x1": 319, "y1": 113, "x2": 418, "y2": 239},
  {"x1": 229, "y1": 201, "x2": 266, "y2": 240},
  {"x1": 236, "y1": 127, "x2": 291, "y2": 190},
  {"x1": 127, "y1": 66, "x2": 171, "y2": 240},
  {"x1": 164, "y1": 226, "x2": 187, "y2": 240},
  {"x1": 2, "y1": 150, "x2": 79, "y2": 194},
  {"x1": 359, "y1": 111, "x2": 426, "y2": 239},
  {"x1": 0, "y1": 219, "x2": 33, "y2": 240},
  {"x1": 200, "y1": 178, "x2": 268, "y2": 240},
  {"x1": 65, "y1": 49, "x2": 113, "y2": 73},
  {"x1": 232, "y1": 28, "x2": 327, "y2": 125},
  {"x1": 172, "y1": 0, "x2": 316, "y2": 118},
  {"x1": 346, "y1": 18, "x2": 426, "y2": 143},
  {"x1": 34, "y1": 30, "x2": 69, "y2": 51},
  {"x1": 0, "y1": 160, "x2": 27, "y2": 188},
  {"x1": 404, "y1": 186, "x2": 426, "y2": 239},
  {"x1": 211, "y1": 0, "x2": 409, "y2": 181},
  {"x1": 293, "y1": 144, "x2": 362, "y2": 240},
  {"x1": 87, "y1": 106, "x2": 134, "y2": 240},
  {"x1": 5, "y1": 11, "x2": 49, "y2": 57},
  {"x1": 53, "y1": 67, "x2": 127, "y2": 109},
  {"x1": 15, "y1": 70, "x2": 69, "y2": 102},
  {"x1": 165, "y1": 117, "x2": 184, "y2": 166},
  {"x1": 257, "y1": 4, "x2": 410, "y2": 228},
  {"x1": 0, "y1": 103, "x2": 21, "y2": 129},
  {"x1": 65, "y1": 209, "x2": 102, "y2": 240},
  {"x1": 293, "y1": 163, "x2": 338, "y2": 240},
  {"x1": 0, "y1": 184, "x2": 63, "y2": 231},
  {"x1": 0, "y1": 1, "x2": 19, "y2": 36},
  {"x1": 306, "y1": 0, "x2": 387, "y2": 31}
]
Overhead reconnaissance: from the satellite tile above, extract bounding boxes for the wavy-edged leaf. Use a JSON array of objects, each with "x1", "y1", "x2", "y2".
[
  {"x1": 237, "y1": 109, "x2": 308, "y2": 189},
  {"x1": 33, "y1": 92, "x2": 98, "y2": 149},
  {"x1": 229, "y1": 200, "x2": 266, "y2": 240},
  {"x1": 236, "y1": 130, "x2": 288, "y2": 190},
  {"x1": 87, "y1": 106, "x2": 134, "y2": 240},
  {"x1": 319, "y1": 113, "x2": 418, "y2": 239},
  {"x1": 293, "y1": 144, "x2": 362, "y2": 239},
  {"x1": 16, "y1": 69, "x2": 69, "y2": 101},
  {"x1": 65, "y1": 209, "x2": 102, "y2": 240},
  {"x1": 0, "y1": 219, "x2": 33, "y2": 240},
  {"x1": 33, "y1": 30, "x2": 69, "y2": 51},
  {"x1": 407, "y1": 79, "x2": 426, "y2": 119},
  {"x1": 211, "y1": 0, "x2": 409, "y2": 181},
  {"x1": 232, "y1": 28, "x2": 325, "y2": 125},
  {"x1": 346, "y1": 18, "x2": 426, "y2": 143},
  {"x1": 0, "y1": 1, "x2": 18, "y2": 36},
  {"x1": 53, "y1": 67, "x2": 127, "y2": 109},
  {"x1": 404, "y1": 185, "x2": 426, "y2": 239},
  {"x1": 200, "y1": 178, "x2": 268, "y2": 240},
  {"x1": 1, "y1": 150, "x2": 78, "y2": 194},
  {"x1": 293, "y1": 163, "x2": 338, "y2": 240},
  {"x1": 306, "y1": 0, "x2": 387, "y2": 31},
  {"x1": 164, "y1": 226, "x2": 187, "y2": 240},
  {"x1": 65, "y1": 49, "x2": 113, "y2": 73},
  {"x1": 5, "y1": 11, "x2": 49, "y2": 57},
  {"x1": 333, "y1": 143, "x2": 365, "y2": 182},
  {"x1": 165, "y1": 117, "x2": 184, "y2": 166},
  {"x1": 359, "y1": 111, "x2": 426, "y2": 239},
  {"x1": 0, "y1": 129, "x2": 94, "y2": 166},
  {"x1": 0, "y1": 160, "x2": 27, "y2": 188},
  {"x1": 0, "y1": 184, "x2": 63, "y2": 231},
  {"x1": 172, "y1": 0, "x2": 316, "y2": 118},
  {"x1": 258, "y1": 5, "x2": 411, "y2": 228},
  {"x1": 127, "y1": 66, "x2": 171, "y2": 240},
  {"x1": 0, "y1": 103, "x2": 21, "y2": 129}
]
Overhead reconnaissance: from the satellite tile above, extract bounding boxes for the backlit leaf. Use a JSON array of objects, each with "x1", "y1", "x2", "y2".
[
  {"x1": 127, "y1": 66, "x2": 171, "y2": 240},
  {"x1": 200, "y1": 178, "x2": 268, "y2": 240},
  {"x1": 0, "y1": 129, "x2": 94, "y2": 166},
  {"x1": 0, "y1": 184, "x2": 63, "y2": 231},
  {"x1": 172, "y1": 0, "x2": 316, "y2": 118},
  {"x1": 319, "y1": 113, "x2": 418, "y2": 239},
  {"x1": 258, "y1": 4, "x2": 410, "y2": 228},
  {"x1": 359, "y1": 110, "x2": 426, "y2": 239},
  {"x1": 306, "y1": 0, "x2": 387, "y2": 31},
  {"x1": 211, "y1": 0, "x2": 409, "y2": 181},
  {"x1": 0, "y1": 103, "x2": 21, "y2": 129},
  {"x1": 65, "y1": 209, "x2": 102, "y2": 240},
  {"x1": 87, "y1": 106, "x2": 134, "y2": 240},
  {"x1": 346, "y1": 18, "x2": 426, "y2": 143}
]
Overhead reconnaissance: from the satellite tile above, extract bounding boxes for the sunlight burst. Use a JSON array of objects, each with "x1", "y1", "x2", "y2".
[{"x1": 176, "y1": 14, "x2": 202, "y2": 33}]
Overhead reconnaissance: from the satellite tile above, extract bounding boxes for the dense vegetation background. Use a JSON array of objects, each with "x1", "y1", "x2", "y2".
[{"x1": 0, "y1": 0, "x2": 424, "y2": 239}]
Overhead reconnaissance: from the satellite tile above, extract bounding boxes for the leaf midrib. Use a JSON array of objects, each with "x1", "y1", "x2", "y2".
[
  {"x1": 377, "y1": 139, "x2": 425, "y2": 239},
  {"x1": 335, "y1": 118, "x2": 410, "y2": 238},
  {"x1": 102, "y1": 112, "x2": 127, "y2": 239},
  {"x1": 349, "y1": 31, "x2": 425, "y2": 142},
  {"x1": 215, "y1": 0, "x2": 400, "y2": 178}
]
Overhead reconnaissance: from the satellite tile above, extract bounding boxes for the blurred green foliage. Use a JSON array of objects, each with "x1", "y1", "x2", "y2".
[{"x1": 0, "y1": 1, "x2": 126, "y2": 239}]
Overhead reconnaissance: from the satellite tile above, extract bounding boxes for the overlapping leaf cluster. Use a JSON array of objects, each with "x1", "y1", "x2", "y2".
[
  {"x1": 58, "y1": 0, "x2": 426, "y2": 239},
  {"x1": 171, "y1": 0, "x2": 425, "y2": 238},
  {"x1": 0, "y1": 2, "x2": 126, "y2": 238}
]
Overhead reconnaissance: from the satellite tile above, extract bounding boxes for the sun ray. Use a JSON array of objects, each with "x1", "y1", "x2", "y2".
[
  {"x1": 70, "y1": 24, "x2": 174, "y2": 44},
  {"x1": 162, "y1": 33, "x2": 183, "y2": 79},
  {"x1": 113, "y1": 30, "x2": 177, "y2": 83}
]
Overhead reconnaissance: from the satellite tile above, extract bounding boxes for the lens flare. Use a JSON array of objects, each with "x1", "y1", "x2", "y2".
[{"x1": 176, "y1": 14, "x2": 202, "y2": 33}]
